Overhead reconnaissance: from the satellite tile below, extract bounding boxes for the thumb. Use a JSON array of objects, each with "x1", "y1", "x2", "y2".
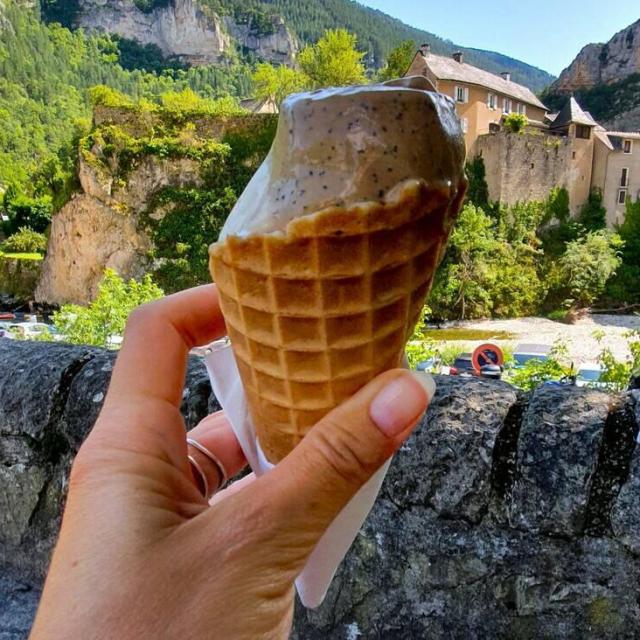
[{"x1": 250, "y1": 369, "x2": 434, "y2": 570}]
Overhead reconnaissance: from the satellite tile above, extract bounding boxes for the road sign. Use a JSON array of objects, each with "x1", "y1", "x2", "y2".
[{"x1": 472, "y1": 343, "x2": 504, "y2": 372}]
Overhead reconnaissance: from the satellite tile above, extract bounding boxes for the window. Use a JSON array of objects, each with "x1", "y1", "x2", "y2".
[
  {"x1": 576, "y1": 125, "x2": 591, "y2": 139},
  {"x1": 503, "y1": 98, "x2": 512, "y2": 114},
  {"x1": 516, "y1": 103, "x2": 527, "y2": 115},
  {"x1": 487, "y1": 92, "x2": 497, "y2": 109},
  {"x1": 623, "y1": 139, "x2": 633, "y2": 154},
  {"x1": 460, "y1": 117, "x2": 468, "y2": 133},
  {"x1": 618, "y1": 189, "x2": 627, "y2": 205},
  {"x1": 454, "y1": 85, "x2": 468, "y2": 103},
  {"x1": 621, "y1": 168, "x2": 629, "y2": 187}
]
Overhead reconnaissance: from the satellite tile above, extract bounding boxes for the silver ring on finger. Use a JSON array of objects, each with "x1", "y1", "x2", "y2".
[{"x1": 187, "y1": 437, "x2": 229, "y2": 497}]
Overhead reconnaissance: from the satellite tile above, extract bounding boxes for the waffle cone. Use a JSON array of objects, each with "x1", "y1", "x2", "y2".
[{"x1": 210, "y1": 179, "x2": 465, "y2": 463}]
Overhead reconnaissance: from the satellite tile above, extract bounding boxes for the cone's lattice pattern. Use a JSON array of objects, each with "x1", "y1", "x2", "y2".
[{"x1": 210, "y1": 180, "x2": 464, "y2": 462}]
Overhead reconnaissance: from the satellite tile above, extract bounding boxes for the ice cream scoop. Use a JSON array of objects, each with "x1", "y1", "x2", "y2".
[
  {"x1": 210, "y1": 77, "x2": 467, "y2": 463},
  {"x1": 220, "y1": 76, "x2": 466, "y2": 238}
]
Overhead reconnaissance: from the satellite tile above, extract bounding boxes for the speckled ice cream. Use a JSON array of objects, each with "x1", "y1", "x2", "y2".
[{"x1": 219, "y1": 76, "x2": 466, "y2": 238}]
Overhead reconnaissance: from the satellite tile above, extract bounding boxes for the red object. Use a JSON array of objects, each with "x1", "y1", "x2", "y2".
[
  {"x1": 449, "y1": 367, "x2": 459, "y2": 375},
  {"x1": 0, "y1": 312, "x2": 15, "y2": 320},
  {"x1": 472, "y1": 343, "x2": 504, "y2": 372}
]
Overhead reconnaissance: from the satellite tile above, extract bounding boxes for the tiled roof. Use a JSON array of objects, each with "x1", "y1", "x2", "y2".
[
  {"x1": 606, "y1": 131, "x2": 640, "y2": 139},
  {"x1": 550, "y1": 97, "x2": 598, "y2": 129},
  {"x1": 414, "y1": 52, "x2": 547, "y2": 110}
]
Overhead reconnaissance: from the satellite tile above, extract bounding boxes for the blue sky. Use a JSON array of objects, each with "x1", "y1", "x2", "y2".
[{"x1": 358, "y1": 0, "x2": 639, "y2": 76}]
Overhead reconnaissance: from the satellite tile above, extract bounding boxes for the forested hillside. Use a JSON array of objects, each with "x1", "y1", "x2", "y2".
[
  {"x1": 0, "y1": 1, "x2": 251, "y2": 197},
  {"x1": 40, "y1": 0, "x2": 554, "y2": 91},
  {"x1": 254, "y1": 0, "x2": 554, "y2": 91}
]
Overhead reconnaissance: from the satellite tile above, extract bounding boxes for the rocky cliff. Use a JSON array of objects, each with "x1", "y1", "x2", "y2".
[
  {"x1": 551, "y1": 19, "x2": 640, "y2": 93},
  {"x1": 75, "y1": 0, "x2": 297, "y2": 65},
  {"x1": 35, "y1": 105, "x2": 276, "y2": 305},
  {"x1": 1, "y1": 340, "x2": 639, "y2": 639}
]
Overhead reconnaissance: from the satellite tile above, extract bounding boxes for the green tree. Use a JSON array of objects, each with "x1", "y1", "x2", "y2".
[
  {"x1": 251, "y1": 62, "x2": 308, "y2": 107},
  {"x1": 464, "y1": 155, "x2": 490, "y2": 210},
  {"x1": 378, "y1": 40, "x2": 414, "y2": 81},
  {"x1": 606, "y1": 196, "x2": 640, "y2": 304},
  {"x1": 53, "y1": 269, "x2": 163, "y2": 348},
  {"x1": 577, "y1": 189, "x2": 607, "y2": 231},
  {"x1": 430, "y1": 203, "x2": 498, "y2": 319},
  {"x1": 298, "y1": 29, "x2": 367, "y2": 88},
  {"x1": 0, "y1": 227, "x2": 47, "y2": 254},
  {"x1": 557, "y1": 230, "x2": 623, "y2": 308},
  {"x1": 2, "y1": 189, "x2": 53, "y2": 235}
]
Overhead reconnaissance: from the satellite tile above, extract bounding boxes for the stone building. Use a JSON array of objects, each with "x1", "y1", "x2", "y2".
[
  {"x1": 406, "y1": 46, "x2": 639, "y2": 223},
  {"x1": 593, "y1": 131, "x2": 640, "y2": 225},
  {"x1": 406, "y1": 45, "x2": 548, "y2": 152}
]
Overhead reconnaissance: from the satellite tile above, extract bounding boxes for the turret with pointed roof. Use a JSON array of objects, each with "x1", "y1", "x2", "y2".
[{"x1": 550, "y1": 96, "x2": 598, "y2": 131}]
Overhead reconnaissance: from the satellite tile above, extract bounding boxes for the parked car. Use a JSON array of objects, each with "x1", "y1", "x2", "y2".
[
  {"x1": 449, "y1": 353, "x2": 477, "y2": 377},
  {"x1": 575, "y1": 363, "x2": 603, "y2": 387},
  {"x1": 7, "y1": 322, "x2": 64, "y2": 341},
  {"x1": 511, "y1": 343, "x2": 551, "y2": 368}
]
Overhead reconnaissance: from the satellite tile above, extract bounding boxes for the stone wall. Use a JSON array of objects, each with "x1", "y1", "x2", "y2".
[
  {"x1": 1, "y1": 340, "x2": 639, "y2": 639},
  {"x1": 475, "y1": 131, "x2": 590, "y2": 213}
]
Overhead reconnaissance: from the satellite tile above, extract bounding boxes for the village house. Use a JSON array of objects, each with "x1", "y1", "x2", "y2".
[
  {"x1": 406, "y1": 44, "x2": 548, "y2": 151},
  {"x1": 592, "y1": 130, "x2": 640, "y2": 225},
  {"x1": 405, "y1": 45, "x2": 639, "y2": 224}
]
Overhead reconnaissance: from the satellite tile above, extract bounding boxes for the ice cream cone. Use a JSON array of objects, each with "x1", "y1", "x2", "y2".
[{"x1": 210, "y1": 178, "x2": 465, "y2": 463}]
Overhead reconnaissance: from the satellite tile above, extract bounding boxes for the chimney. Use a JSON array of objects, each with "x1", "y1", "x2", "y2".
[
  {"x1": 452, "y1": 51, "x2": 463, "y2": 63},
  {"x1": 501, "y1": 71, "x2": 511, "y2": 82},
  {"x1": 420, "y1": 43, "x2": 431, "y2": 56}
]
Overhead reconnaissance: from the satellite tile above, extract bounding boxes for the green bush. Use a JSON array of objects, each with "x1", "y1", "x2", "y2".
[
  {"x1": 503, "y1": 113, "x2": 528, "y2": 133},
  {"x1": 577, "y1": 189, "x2": 607, "y2": 231},
  {"x1": 1, "y1": 227, "x2": 47, "y2": 254},
  {"x1": 605, "y1": 197, "x2": 640, "y2": 305},
  {"x1": 556, "y1": 230, "x2": 623, "y2": 308},
  {"x1": 2, "y1": 190, "x2": 53, "y2": 235},
  {"x1": 53, "y1": 269, "x2": 163, "y2": 348},
  {"x1": 508, "y1": 341, "x2": 572, "y2": 391}
]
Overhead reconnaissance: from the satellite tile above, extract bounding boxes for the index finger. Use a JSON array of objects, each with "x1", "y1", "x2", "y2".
[{"x1": 107, "y1": 284, "x2": 225, "y2": 408}]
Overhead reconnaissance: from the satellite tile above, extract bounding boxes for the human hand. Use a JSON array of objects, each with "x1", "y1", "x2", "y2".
[{"x1": 30, "y1": 285, "x2": 433, "y2": 640}]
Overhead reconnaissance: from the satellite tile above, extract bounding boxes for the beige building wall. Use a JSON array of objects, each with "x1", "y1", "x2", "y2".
[
  {"x1": 597, "y1": 139, "x2": 640, "y2": 226},
  {"x1": 433, "y1": 80, "x2": 547, "y2": 153},
  {"x1": 566, "y1": 124, "x2": 594, "y2": 216}
]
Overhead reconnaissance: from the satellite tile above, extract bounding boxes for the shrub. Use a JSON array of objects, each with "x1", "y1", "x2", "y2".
[
  {"x1": 88, "y1": 85, "x2": 135, "y2": 109},
  {"x1": 464, "y1": 155, "x2": 490, "y2": 210},
  {"x1": 557, "y1": 230, "x2": 623, "y2": 308},
  {"x1": 503, "y1": 113, "x2": 528, "y2": 133},
  {"x1": 577, "y1": 189, "x2": 607, "y2": 231},
  {"x1": 2, "y1": 189, "x2": 53, "y2": 235},
  {"x1": 1, "y1": 227, "x2": 47, "y2": 254},
  {"x1": 53, "y1": 269, "x2": 163, "y2": 348}
]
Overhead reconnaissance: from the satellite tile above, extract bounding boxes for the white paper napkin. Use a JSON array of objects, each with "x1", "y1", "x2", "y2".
[{"x1": 203, "y1": 338, "x2": 425, "y2": 609}]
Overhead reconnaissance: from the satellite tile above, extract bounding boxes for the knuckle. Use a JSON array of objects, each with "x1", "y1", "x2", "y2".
[{"x1": 309, "y1": 417, "x2": 388, "y2": 489}]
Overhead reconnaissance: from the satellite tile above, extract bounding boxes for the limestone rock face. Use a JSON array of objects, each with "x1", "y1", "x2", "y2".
[
  {"x1": 77, "y1": 0, "x2": 231, "y2": 64},
  {"x1": 35, "y1": 193, "x2": 150, "y2": 304},
  {"x1": 223, "y1": 15, "x2": 296, "y2": 65},
  {"x1": 552, "y1": 19, "x2": 640, "y2": 93},
  {"x1": 36, "y1": 145, "x2": 202, "y2": 305},
  {"x1": 1, "y1": 347, "x2": 640, "y2": 638},
  {"x1": 76, "y1": 0, "x2": 296, "y2": 65}
]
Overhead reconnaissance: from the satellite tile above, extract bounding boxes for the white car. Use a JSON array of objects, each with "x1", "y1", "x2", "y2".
[
  {"x1": 8, "y1": 322, "x2": 65, "y2": 341},
  {"x1": 575, "y1": 363, "x2": 605, "y2": 388}
]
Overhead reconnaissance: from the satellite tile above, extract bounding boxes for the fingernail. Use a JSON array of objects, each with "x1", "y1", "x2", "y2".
[{"x1": 369, "y1": 372, "x2": 432, "y2": 437}]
